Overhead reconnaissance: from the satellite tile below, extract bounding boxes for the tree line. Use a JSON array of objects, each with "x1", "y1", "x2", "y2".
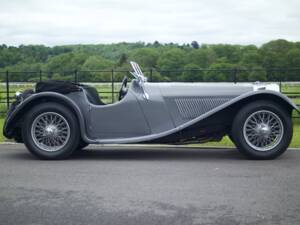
[{"x1": 0, "y1": 39, "x2": 300, "y2": 82}]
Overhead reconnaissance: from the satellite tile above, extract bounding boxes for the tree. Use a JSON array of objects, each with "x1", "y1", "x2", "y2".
[
  {"x1": 118, "y1": 53, "x2": 128, "y2": 66},
  {"x1": 286, "y1": 48, "x2": 300, "y2": 67},
  {"x1": 187, "y1": 48, "x2": 216, "y2": 68},
  {"x1": 191, "y1": 41, "x2": 199, "y2": 49},
  {"x1": 129, "y1": 48, "x2": 159, "y2": 68},
  {"x1": 203, "y1": 63, "x2": 236, "y2": 82},
  {"x1": 286, "y1": 48, "x2": 300, "y2": 80},
  {"x1": 81, "y1": 56, "x2": 114, "y2": 81},
  {"x1": 240, "y1": 50, "x2": 262, "y2": 67},
  {"x1": 153, "y1": 41, "x2": 161, "y2": 48},
  {"x1": 46, "y1": 52, "x2": 88, "y2": 72},
  {"x1": 248, "y1": 66, "x2": 267, "y2": 82},
  {"x1": 157, "y1": 48, "x2": 186, "y2": 80},
  {"x1": 157, "y1": 48, "x2": 186, "y2": 70},
  {"x1": 181, "y1": 63, "x2": 203, "y2": 81},
  {"x1": 260, "y1": 39, "x2": 293, "y2": 69},
  {"x1": 210, "y1": 44, "x2": 242, "y2": 63},
  {"x1": 260, "y1": 39, "x2": 293, "y2": 55}
]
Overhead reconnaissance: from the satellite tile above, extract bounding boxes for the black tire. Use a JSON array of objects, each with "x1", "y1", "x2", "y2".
[
  {"x1": 227, "y1": 132, "x2": 235, "y2": 144},
  {"x1": 231, "y1": 100, "x2": 293, "y2": 160},
  {"x1": 22, "y1": 102, "x2": 80, "y2": 160},
  {"x1": 14, "y1": 129, "x2": 23, "y2": 143}
]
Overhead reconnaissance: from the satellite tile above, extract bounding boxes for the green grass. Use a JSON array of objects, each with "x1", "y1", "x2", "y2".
[
  {"x1": 281, "y1": 83, "x2": 300, "y2": 93},
  {"x1": 0, "y1": 118, "x2": 4, "y2": 142}
]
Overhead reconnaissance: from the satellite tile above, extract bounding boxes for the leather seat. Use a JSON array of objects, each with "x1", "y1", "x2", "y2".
[{"x1": 81, "y1": 85, "x2": 105, "y2": 105}]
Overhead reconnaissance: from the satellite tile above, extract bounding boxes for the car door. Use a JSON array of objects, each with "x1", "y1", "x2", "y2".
[
  {"x1": 136, "y1": 83, "x2": 175, "y2": 134},
  {"x1": 86, "y1": 89, "x2": 151, "y2": 139}
]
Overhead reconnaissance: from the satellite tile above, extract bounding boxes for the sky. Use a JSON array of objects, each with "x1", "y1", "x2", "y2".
[{"x1": 0, "y1": 0, "x2": 299, "y2": 46}]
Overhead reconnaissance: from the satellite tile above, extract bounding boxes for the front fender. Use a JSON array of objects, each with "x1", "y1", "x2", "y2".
[
  {"x1": 185, "y1": 90, "x2": 299, "y2": 127},
  {"x1": 229, "y1": 90, "x2": 299, "y2": 113},
  {"x1": 3, "y1": 92, "x2": 87, "y2": 140}
]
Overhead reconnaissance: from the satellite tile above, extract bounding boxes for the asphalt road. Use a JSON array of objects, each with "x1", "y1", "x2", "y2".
[{"x1": 0, "y1": 144, "x2": 300, "y2": 225}]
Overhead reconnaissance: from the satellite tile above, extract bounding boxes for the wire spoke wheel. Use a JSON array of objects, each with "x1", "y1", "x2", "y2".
[
  {"x1": 31, "y1": 112, "x2": 70, "y2": 152},
  {"x1": 243, "y1": 110, "x2": 284, "y2": 151}
]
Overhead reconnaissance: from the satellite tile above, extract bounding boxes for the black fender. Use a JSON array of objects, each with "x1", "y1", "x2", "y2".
[{"x1": 3, "y1": 92, "x2": 87, "y2": 141}]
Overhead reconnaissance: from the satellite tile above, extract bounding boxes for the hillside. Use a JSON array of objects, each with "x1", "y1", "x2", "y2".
[{"x1": 0, "y1": 39, "x2": 300, "y2": 82}]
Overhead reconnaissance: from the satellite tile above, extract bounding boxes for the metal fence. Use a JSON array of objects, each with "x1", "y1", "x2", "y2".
[{"x1": 0, "y1": 68, "x2": 299, "y2": 118}]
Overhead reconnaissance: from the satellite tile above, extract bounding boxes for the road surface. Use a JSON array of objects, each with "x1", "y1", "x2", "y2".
[{"x1": 0, "y1": 144, "x2": 300, "y2": 225}]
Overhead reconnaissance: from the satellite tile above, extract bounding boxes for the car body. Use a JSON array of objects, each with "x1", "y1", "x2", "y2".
[{"x1": 3, "y1": 62, "x2": 299, "y2": 159}]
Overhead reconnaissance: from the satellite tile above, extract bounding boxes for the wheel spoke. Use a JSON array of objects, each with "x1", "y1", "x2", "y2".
[
  {"x1": 31, "y1": 112, "x2": 70, "y2": 152},
  {"x1": 243, "y1": 110, "x2": 283, "y2": 151}
]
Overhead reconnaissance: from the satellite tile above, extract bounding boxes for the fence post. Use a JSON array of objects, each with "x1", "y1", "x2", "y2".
[
  {"x1": 39, "y1": 70, "x2": 42, "y2": 82},
  {"x1": 233, "y1": 69, "x2": 237, "y2": 83},
  {"x1": 74, "y1": 70, "x2": 78, "y2": 83},
  {"x1": 111, "y1": 69, "x2": 114, "y2": 103},
  {"x1": 279, "y1": 80, "x2": 282, "y2": 92},
  {"x1": 6, "y1": 70, "x2": 9, "y2": 109}
]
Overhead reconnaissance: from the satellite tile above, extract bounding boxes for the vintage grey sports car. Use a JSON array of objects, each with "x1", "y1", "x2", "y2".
[{"x1": 3, "y1": 62, "x2": 299, "y2": 160}]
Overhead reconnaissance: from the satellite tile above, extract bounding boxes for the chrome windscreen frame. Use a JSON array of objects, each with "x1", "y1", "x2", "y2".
[{"x1": 130, "y1": 61, "x2": 149, "y2": 100}]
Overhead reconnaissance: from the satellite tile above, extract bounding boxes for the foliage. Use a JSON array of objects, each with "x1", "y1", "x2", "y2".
[
  {"x1": 1, "y1": 39, "x2": 300, "y2": 82},
  {"x1": 182, "y1": 63, "x2": 204, "y2": 81},
  {"x1": 129, "y1": 48, "x2": 159, "y2": 68}
]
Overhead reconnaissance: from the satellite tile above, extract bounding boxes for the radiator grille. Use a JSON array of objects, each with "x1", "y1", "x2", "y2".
[{"x1": 174, "y1": 97, "x2": 233, "y2": 119}]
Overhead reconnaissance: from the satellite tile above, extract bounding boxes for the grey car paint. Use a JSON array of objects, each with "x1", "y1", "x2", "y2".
[{"x1": 3, "y1": 73, "x2": 299, "y2": 145}]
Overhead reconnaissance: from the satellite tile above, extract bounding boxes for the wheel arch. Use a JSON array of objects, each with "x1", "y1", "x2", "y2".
[
  {"x1": 226, "y1": 92, "x2": 298, "y2": 119},
  {"x1": 4, "y1": 92, "x2": 87, "y2": 141},
  {"x1": 204, "y1": 91, "x2": 299, "y2": 134},
  {"x1": 232, "y1": 92, "x2": 300, "y2": 113}
]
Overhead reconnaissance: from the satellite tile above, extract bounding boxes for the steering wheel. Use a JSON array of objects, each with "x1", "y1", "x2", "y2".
[{"x1": 119, "y1": 75, "x2": 128, "y2": 100}]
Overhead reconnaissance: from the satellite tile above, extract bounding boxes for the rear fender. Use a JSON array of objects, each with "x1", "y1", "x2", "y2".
[{"x1": 3, "y1": 92, "x2": 88, "y2": 141}]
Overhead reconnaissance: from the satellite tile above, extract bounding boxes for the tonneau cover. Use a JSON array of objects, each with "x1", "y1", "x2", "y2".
[{"x1": 36, "y1": 80, "x2": 81, "y2": 94}]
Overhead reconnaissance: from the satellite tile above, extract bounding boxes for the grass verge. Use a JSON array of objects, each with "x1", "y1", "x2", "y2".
[{"x1": 0, "y1": 118, "x2": 4, "y2": 142}]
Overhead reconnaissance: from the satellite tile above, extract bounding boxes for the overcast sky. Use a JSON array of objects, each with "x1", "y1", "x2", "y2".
[{"x1": 0, "y1": 0, "x2": 299, "y2": 46}]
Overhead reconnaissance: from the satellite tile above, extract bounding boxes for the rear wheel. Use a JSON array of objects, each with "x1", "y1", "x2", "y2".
[
  {"x1": 22, "y1": 102, "x2": 80, "y2": 159},
  {"x1": 231, "y1": 100, "x2": 293, "y2": 159}
]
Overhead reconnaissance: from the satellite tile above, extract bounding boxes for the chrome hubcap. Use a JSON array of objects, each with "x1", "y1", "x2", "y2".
[
  {"x1": 243, "y1": 110, "x2": 284, "y2": 151},
  {"x1": 31, "y1": 112, "x2": 70, "y2": 152}
]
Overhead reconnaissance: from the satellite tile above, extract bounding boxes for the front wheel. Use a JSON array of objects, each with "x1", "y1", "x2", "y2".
[
  {"x1": 22, "y1": 102, "x2": 80, "y2": 160},
  {"x1": 231, "y1": 100, "x2": 293, "y2": 160}
]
